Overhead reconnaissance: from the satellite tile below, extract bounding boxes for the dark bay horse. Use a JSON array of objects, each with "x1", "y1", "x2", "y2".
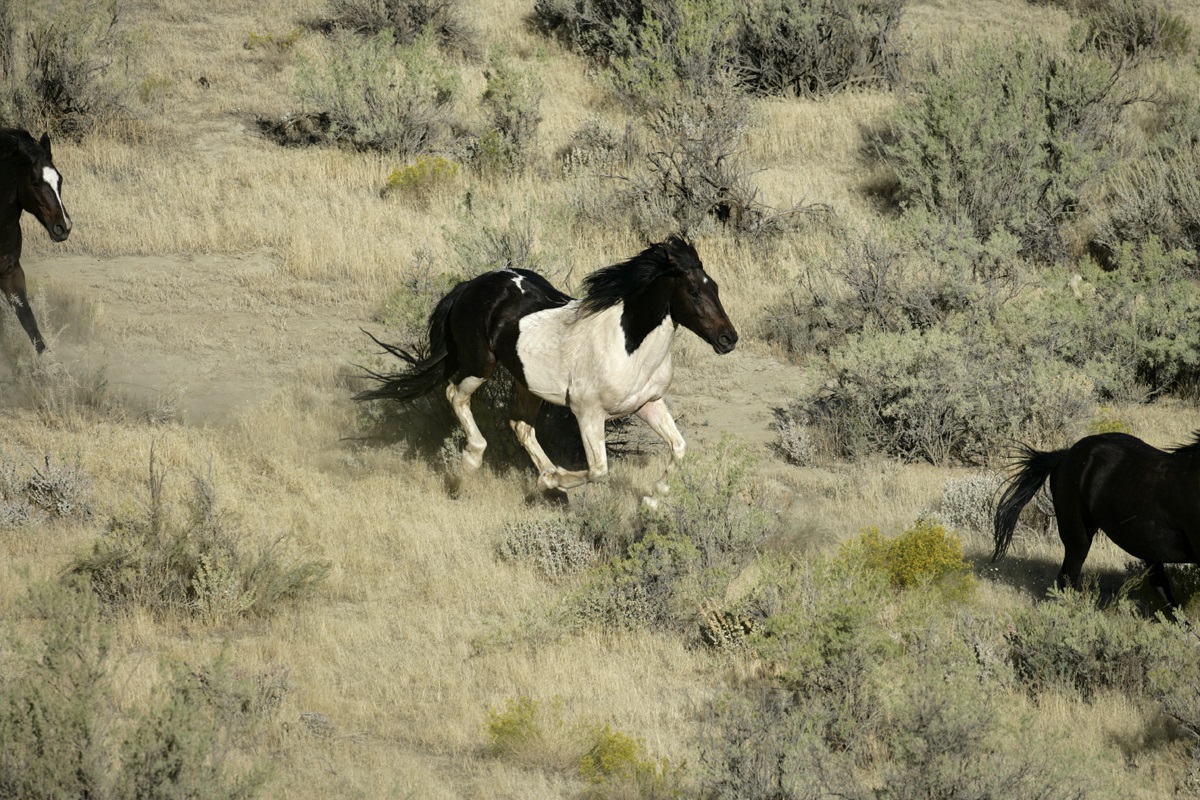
[
  {"x1": 993, "y1": 432, "x2": 1200, "y2": 606},
  {"x1": 0, "y1": 128, "x2": 72, "y2": 353},
  {"x1": 357, "y1": 236, "x2": 738, "y2": 505}
]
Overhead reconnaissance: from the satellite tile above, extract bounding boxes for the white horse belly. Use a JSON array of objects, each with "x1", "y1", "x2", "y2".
[{"x1": 519, "y1": 304, "x2": 677, "y2": 414}]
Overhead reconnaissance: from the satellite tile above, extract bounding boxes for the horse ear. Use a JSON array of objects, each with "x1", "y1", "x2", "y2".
[{"x1": 39, "y1": 132, "x2": 52, "y2": 159}]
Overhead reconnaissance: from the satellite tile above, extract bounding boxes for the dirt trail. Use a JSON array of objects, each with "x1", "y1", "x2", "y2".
[{"x1": 21, "y1": 250, "x2": 804, "y2": 444}]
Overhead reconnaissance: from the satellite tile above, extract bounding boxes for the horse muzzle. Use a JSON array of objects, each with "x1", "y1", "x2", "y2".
[
  {"x1": 712, "y1": 330, "x2": 738, "y2": 354},
  {"x1": 48, "y1": 218, "x2": 71, "y2": 242}
]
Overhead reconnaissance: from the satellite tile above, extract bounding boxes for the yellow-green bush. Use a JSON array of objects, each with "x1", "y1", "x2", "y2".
[
  {"x1": 847, "y1": 520, "x2": 975, "y2": 599},
  {"x1": 383, "y1": 155, "x2": 459, "y2": 198}
]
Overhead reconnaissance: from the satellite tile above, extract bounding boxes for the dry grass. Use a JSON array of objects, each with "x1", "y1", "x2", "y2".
[{"x1": 4, "y1": 0, "x2": 1200, "y2": 796}]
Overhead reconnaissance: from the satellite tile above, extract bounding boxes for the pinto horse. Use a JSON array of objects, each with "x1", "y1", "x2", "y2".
[
  {"x1": 0, "y1": 128, "x2": 72, "y2": 353},
  {"x1": 993, "y1": 432, "x2": 1200, "y2": 607},
  {"x1": 357, "y1": 236, "x2": 738, "y2": 504}
]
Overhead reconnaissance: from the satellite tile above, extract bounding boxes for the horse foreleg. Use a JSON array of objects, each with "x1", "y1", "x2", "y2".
[
  {"x1": 0, "y1": 264, "x2": 45, "y2": 353},
  {"x1": 636, "y1": 398, "x2": 685, "y2": 508},
  {"x1": 446, "y1": 376, "x2": 487, "y2": 473}
]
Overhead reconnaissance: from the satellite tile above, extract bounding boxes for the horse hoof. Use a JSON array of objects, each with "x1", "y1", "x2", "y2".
[
  {"x1": 444, "y1": 472, "x2": 463, "y2": 498},
  {"x1": 641, "y1": 495, "x2": 660, "y2": 511}
]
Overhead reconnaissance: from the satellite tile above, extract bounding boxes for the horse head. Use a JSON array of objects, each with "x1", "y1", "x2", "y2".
[
  {"x1": 17, "y1": 132, "x2": 71, "y2": 242},
  {"x1": 663, "y1": 237, "x2": 738, "y2": 354}
]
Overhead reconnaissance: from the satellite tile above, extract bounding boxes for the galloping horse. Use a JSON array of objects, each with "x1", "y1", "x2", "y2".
[
  {"x1": 993, "y1": 432, "x2": 1200, "y2": 607},
  {"x1": 0, "y1": 128, "x2": 72, "y2": 353},
  {"x1": 357, "y1": 236, "x2": 738, "y2": 504}
]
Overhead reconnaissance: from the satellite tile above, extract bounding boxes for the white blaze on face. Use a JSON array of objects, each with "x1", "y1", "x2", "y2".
[{"x1": 42, "y1": 166, "x2": 68, "y2": 220}]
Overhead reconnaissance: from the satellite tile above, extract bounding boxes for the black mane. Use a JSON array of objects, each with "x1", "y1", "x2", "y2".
[
  {"x1": 1167, "y1": 430, "x2": 1200, "y2": 456},
  {"x1": 579, "y1": 235, "x2": 700, "y2": 316},
  {"x1": 0, "y1": 128, "x2": 46, "y2": 166}
]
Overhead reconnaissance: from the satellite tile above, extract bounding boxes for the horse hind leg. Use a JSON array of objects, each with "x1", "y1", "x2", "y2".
[
  {"x1": 446, "y1": 376, "x2": 488, "y2": 474},
  {"x1": 1054, "y1": 496, "x2": 1096, "y2": 593},
  {"x1": 509, "y1": 385, "x2": 567, "y2": 499}
]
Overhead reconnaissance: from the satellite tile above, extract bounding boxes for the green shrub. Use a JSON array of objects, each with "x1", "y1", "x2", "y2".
[
  {"x1": 485, "y1": 695, "x2": 683, "y2": 795},
  {"x1": 530, "y1": 0, "x2": 903, "y2": 102},
  {"x1": 579, "y1": 723, "x2": 684, "y2": 799},
  {"x1": 571, "y1": 442, "x2": 772, "y2": 633},
  {"x1": 846, "y1": 520, "x2": 976, "y2": 600},
  {"x1": 383, "y1": 155, "x2": 460, "y2": 201},
  {"x1": 877, "y1": 36, "x2": 1127, "y2": 261},
  {"x1": 475, "y1": 51, "x2": 543, "y2": 174},
  {"x1": 1008, "y1": 586, "x2": 1195, "y2": 701},
  {"x1": 0, "y1": 0, "x2": 135, "y2": 137},
  {"x1": 293, "y1": 29, "x2": 460, "y2": 154},
  {"x1": 1076, "y1": 0, "x2": 1192, "y2": 59},
  {"x1": 498, "y1": 514, "x2": 595, "y2": 578},
  {"x1": 322, "y1": 0, "x2": 479, "y2": 59},
  {"x1": 735, "y1": 0, "x2": 903, "y2": 97},
  {"x1": 805, "y1": 321, "x2": 1095, "y2": 464},
  {"x1": 244, "y1": 28, "x2": 301, "y2": 51},
  {"x1": 0, "y1": 581, "x2": 264, "y2": 800}
]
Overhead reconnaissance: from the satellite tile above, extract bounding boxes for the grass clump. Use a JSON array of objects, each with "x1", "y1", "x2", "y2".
[
  {"x1": 0, "y1": 0, "x2": 135, "y2": 137},
  {"x1": 485, "y1": 696, "x2": 685, "y2": 797},
  {"x1": 321, "y1": 0, "x2": 480, "y2": 59},
  {"x1": 66, "y1": 451, "x2": 329, "y2": 623}
]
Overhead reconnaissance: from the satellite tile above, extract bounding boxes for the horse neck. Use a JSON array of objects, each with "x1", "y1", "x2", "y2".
[{"x1": 619, "y1": 278, "x2": 675, "y2": 356}]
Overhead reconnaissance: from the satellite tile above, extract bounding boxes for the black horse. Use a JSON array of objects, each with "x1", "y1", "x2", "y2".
[
  {"x1": 993, "y1": 432, "x2": 1200, "y2": 606},
  {"x1": 0, "y1": 128, "x2": 72, "y2": 353},
  {"x1": 357, "y1": 236, "x2": 738, "y2": 505}
]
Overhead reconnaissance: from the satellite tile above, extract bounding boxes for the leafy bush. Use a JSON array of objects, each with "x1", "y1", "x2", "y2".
[
  {"x1": 579, "y1": 723, "x2": 684, "y2": 799},
  {"x1": 530, "y1": 0, "x2": 903, "y2": 101},
  {"x1": 1008, "y1": 586, "x2": 1196, "y2": 701},
  {"x1": 735, "y1": 0, "x2": 903, "y2": 97},
  {"x1": 804, "y1": 321, "x2": 1095, "y2": 464},
  {"x1": 1095, "y1": 93, "x2": 1200, "y2": 261},
  {"x1": 877, "y1": 36, "x2": 1129, "y2": 261},
  {"x1": 322, "y1": 0, "x2": 480, "y2": 59},
  {"x1": 472, "y1": 51, "x2": 544, "y2": 174},
  {"x1": 1074, "y1": 0, "x2": 1192, "y2": 59},
  {"x1": 0, "y1": 581, "x2": 265, "y2": 800},
  {"x1": 572, "y1": 443, "x2": 772, "y2": 633},
  {"x1": 382, "y1": 155, "x2": 460, "y2": 202},
  {"x1": 0, "y1": 0, "x2": 135, "y2": 137},
  {"x1": 485, "y1": 695, "x2": 684, "y2": 795},
  {"x1": 67, "y1": 452, "x2": 329, "y2": 622},
  {"x1": 847, "y1": 520, "x2": 976, "y2": 600},
  {"x1": 292, "y1": 29, "x2": 460, "y2": 153},
  {"x1": 498, "y1": 514, "x2": 595, "y2": 577}
]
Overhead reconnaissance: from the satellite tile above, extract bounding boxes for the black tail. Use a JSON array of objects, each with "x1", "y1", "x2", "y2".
[
  {"x1": 354, "y1": 283, "x2": 465, "y2": 403},
  {"x1": 992, "y1": 445, "x2": 1064, "y2": 561}
]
